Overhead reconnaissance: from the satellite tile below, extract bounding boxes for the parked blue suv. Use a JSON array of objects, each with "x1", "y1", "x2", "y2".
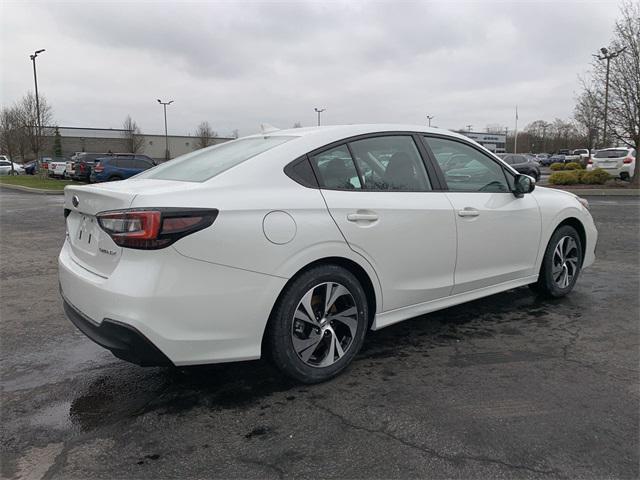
[{"x1": 90, "y1": 154, "x2": 156, "y2": 182}]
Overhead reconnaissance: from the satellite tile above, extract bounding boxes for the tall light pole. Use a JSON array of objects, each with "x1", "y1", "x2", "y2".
[
  {"x1": 29, "y1": 49, "x2": 45, "y2": 164},
  {"x1": 426, "y1": 115, "x2": 434, "y2": 127},
  {"x1": 466, "y1": 124, "x2": 472, "y2": 132},
  {"x1": 314, "y1": 107, "x2": 325, "y2": 126},
  {"x1": 593, "y1": 46, "x2": 626, "y2": 147},
  {"x1": 157, "y1": 99, "x2": 173, "y2": 161}
]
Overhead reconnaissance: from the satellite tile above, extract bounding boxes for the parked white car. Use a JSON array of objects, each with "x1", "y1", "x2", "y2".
[
  {"x1": 0, "y1": 157, "x2": 25, "y2": 175},
  {"x1": 588, "y1": 147, "x2": 636, "y2": 180},
  {"x1": 48, "y1": 160, "x2": 67, "y2": 178},
  {"x1": 59, "y1": 125, "x2": 597, "y2": 383}
]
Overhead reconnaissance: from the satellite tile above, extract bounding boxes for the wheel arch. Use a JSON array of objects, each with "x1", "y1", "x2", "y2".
[{"x1": 556, "y1": 217, "x2": 587, "y2": 260}]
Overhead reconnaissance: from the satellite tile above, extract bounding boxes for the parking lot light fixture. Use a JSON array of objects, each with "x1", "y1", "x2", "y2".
[
  {"x1": 426, "y1": 115, "x2": 434, "y2": 127},
  {"x1": 29, "y1": 49, "x2": 45, "y2": 168},
  {"x1": 593, "y1": 46, "x2": 627, "y2": 147},
  {"x1": 314, "y1": 108, "x2": 325, "y2": 126},
  {"x1": 157, "y1": 99, "x2": 174, "y2": 161}
]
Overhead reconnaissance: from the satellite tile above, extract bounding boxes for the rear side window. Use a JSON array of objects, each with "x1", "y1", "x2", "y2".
[
  {"x1": 310, "y1": 146, "x2": 362, "y2": 190},
  {"x1": 138, "y1": 136, "x2": 295, "y2": 182},
  {"x1": 349, "y1": 136, "x2": 431, "y2": 191}
]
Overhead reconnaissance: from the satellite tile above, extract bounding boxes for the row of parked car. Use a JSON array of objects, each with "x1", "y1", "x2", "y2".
[{"x1": 48, "y1": 152, "x2": 158, "y2": 183}]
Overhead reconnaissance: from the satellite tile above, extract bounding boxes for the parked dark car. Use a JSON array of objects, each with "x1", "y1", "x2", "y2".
[
  {"x1": 71, "y1": 153, "x2": 113, "y2": 182},
  {"x1": 90, "y1": 154, "x2": 156, "y2": 183},
  {"x1": 24, "y1": 160, "x2": 38, "y2": 175},
  {"x1": 499, "y1": 154, "x2": 541, "y2": 181}
]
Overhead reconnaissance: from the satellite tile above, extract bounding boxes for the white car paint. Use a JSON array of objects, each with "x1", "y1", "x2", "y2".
[
  {"x1": 59, "y1": 124, "x2": 597, "y2": 367},
  {"x1": 588, "y1": 147, "x2": 636, "y2": 179}
]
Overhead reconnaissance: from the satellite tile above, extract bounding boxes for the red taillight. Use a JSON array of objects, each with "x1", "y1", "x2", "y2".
[
  {"x1": 623, "y1": 157, "x2": 634, "y2": 164},
  {"x1": 97, "y1": 208, "x2": 218, "y2": 249},
  {"x1": 587, "y1": 159, "x2": 593, "y2": 164},
  {"x1": 43, "y1": 162, "x2": 48, "y2": 169},
  {"x1": 79, "y1": 164, "x2": 85, "y2": 173}
]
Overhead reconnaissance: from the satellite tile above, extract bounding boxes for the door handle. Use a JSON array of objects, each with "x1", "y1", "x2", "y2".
[
  {"x1": 347, "y1": 213, "x2": 379, "y2": 222},
  {"x1": 458, "y1": 208, "x2": 480, "y2": 217}
]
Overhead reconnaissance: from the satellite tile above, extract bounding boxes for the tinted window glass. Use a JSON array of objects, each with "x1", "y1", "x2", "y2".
[
  {"x1": 425, "y1": 137, "x2": 509, "y2": 193},
  {"x1": 310, "y1": 145, "x2": 361, "y2": 190},
  {"x1": 594, "y1": 149, "x2": 629, "y2": 158},
  {"x1": 138, "y1": 136, "x2": 295, "y2": 182},
  {"x1": 285, "y1": 158, "x2": 318, "y2": 188},
  {"x1": 0, "y1": 161, "x2": 10, "y2": 166},
  {"x1": 349, "y1": 136, "x2": 431, "y2": 191}
]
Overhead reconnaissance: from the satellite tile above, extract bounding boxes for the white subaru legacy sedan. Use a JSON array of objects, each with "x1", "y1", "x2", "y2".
[{"x1": 59, "y1": 125, "x2": 597, "y2": 383}]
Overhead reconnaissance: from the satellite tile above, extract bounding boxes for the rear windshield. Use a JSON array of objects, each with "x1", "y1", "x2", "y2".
[
  {"x1": 595, "y1": 149, "x2": 628, "y2": 158},
  {"x1": 138, "y1": 136, "x2": 296, "y2": 182}
]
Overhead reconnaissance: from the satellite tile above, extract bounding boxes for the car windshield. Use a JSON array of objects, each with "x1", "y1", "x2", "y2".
[
  {"x1": 594, "y1": 149, "x2": 628, "y2": 158},
  {"x1": 138, "y1": 136, "x2": 296, "y2": 182}
]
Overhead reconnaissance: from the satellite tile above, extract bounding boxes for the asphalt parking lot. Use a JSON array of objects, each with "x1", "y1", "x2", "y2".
[{"x1": 1, "y1": 189, "x2": 638, "y2": 480}]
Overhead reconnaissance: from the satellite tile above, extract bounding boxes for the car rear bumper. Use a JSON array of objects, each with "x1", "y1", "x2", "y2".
[
  {"x1": 62, "y1": 296, "x2": 173, "y2": 366},
  {"x1": 58, "y1": 239, "x2": 288, "y2": 366}
]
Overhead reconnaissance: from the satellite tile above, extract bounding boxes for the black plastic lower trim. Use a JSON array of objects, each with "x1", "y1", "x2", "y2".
[{"x1": 62, "y1": 299, "x2": 173, "y2": 367}]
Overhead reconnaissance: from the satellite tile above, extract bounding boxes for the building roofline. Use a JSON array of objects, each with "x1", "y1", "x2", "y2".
[{"x1": 41, "y1": 125, "x2": 234, "y2": 140}]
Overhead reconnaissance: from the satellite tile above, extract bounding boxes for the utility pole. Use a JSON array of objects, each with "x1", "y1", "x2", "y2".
[
  {"x1": 466, "y1": 124, "x2": 472, "y2": 132},
  {"x1": 542, "y1": 121, "x2": 550, "y2": 153},
  {"x1": 157, "y1": 99, "x2": 174, "y2": 161},
  {"x1": 426, "y1": 115, "x2": 434, "y2": 127},
  {"x1": 514, "y1": 105, "x2": 519, "y2": 154},
  {"x1": 29, "y1": 49, "x2": 45, "y2": 168},
  {"x1": 314, "y1": 108, "x2": 325, "y2": 126},
  {"x1": 593, "y1": 46, "x2": 626, "y2": 147}
]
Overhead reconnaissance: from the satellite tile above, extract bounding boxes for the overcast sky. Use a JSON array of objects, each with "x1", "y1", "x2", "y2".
[{"x1": 1, "y1": 0, "x2": 622, "y2": 137}]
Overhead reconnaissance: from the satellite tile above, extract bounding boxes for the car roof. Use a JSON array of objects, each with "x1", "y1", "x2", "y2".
[{"x1": 243, "y1": 124, "x2": 473, "y2": 146}]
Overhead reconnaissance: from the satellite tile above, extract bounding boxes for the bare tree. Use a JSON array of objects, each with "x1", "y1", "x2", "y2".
[
  {"x1": 292, "y1": 122, "x2": 303, "y2": 128},
  {"x1": 0, "y1": 107, "x2": 22, "y2": 172},
  {"x1": 588, "y1": 0, "x2": 640, "y2": 184},
  {"x1": 574, "y1": 85, "x2": 601, "y2": 151},
  {"x1": 194, "y1": 121, "x2": 217, "y2": 149},
  {"x1": 14, "y1": 92, "x2": 53, "y2": 159},
  {"x1": 122, "y1": 115, "x2": 144, "y2": 153}
]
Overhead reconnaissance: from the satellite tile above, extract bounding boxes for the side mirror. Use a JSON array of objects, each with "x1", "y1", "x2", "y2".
[{"x1": 514, "y1": 174, "x2": 535, "y2": 197}]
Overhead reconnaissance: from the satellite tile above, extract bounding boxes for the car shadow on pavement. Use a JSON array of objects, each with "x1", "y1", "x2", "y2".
[{"x1": 68, "y1": 286, "x2": 562, "y2": 432}]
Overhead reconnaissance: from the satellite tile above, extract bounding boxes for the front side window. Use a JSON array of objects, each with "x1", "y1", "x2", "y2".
[
  {"x1": 138, "y1": 136, "x2": 296, "y2": 182},
  {"x1": 425, "y1": 137, "x2": 510, "y2": 193},
  {"x1": 310, "y1": 146, "x2": 362, "y2": 190},
  {"x1": 348, "y1": 136, "x2": 431, "y2": 191}
]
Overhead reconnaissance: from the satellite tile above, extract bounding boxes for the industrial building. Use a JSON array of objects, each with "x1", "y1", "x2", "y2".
[{"x1": 41, "y1": 126, "x2": 233, "y2": 161}]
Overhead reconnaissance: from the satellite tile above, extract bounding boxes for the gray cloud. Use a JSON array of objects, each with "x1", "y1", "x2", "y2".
[{"x1": 1, "y1": 0, "x2": 621, "y2": 137}]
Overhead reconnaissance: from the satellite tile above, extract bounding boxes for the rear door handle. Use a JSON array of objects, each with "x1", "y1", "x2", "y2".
[
  {"x1": 458, "y1": 208, "x2": 480, "y2": 217},
  {"x1": 347, "y1": 213, "x2": 379, "y2": 222}
]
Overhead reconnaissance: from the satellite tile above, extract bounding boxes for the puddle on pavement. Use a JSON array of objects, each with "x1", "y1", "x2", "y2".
[{"x1": 68, "y1": 360, "x2": 297, "y2": 432}]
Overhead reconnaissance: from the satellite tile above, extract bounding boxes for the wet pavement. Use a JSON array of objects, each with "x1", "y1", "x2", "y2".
[{"x1": 1, "y1": 189, "x2": 638, "y2": 479}]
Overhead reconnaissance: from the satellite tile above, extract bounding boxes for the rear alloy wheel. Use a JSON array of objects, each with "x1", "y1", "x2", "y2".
[
  {"x1": 531, "y1": 225, "x2": 583, "y2": 298},
  {"x1": 267, "y1": 265, "x2": 368, "y2": 383}
]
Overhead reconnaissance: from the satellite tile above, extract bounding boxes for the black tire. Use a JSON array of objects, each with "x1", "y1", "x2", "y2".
[
  {"x1": 107, "y1": 175, "x2": 122, "y2": 182},
  {"x1": 531, "y1": 225, "x2": 583, "y2": 298},
  {"x1": 266, "y1": 264, "x2": 369, "y2": 384}
]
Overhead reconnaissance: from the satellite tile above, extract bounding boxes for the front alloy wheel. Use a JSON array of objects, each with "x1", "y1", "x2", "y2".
[
  {"x1": 267, "y1": 265, "x2": 368, "y2": 383},
  {"x1": 531, "y1": 225, "x2": 583, "y2": 298}
]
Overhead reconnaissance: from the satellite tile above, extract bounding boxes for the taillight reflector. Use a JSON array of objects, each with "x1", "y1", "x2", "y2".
[
  {"x1": 97, "y1": 208, "x2": 218, "y2": 249},
  {"x1": 623, "y1": 157, "x2": 634, "y2": 164}
]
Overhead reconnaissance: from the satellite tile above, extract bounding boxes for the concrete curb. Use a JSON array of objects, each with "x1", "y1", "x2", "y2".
[
  {"x1": 0, "y1": 183, "x2": 65, "y2": 195},
  {"x1": 546, "y1": 187, "x2": 640, "y2": 196}
]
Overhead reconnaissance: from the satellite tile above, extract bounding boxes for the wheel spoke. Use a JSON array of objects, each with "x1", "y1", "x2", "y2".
[
  {"x1": 329, "y1": 314, "x2": 358, "y2": 337},
  {"x1": 299, "y1": 288, "x2": 318, "y2": 324},
  {"x1": 325, "y1": 283, "x2": 350, "y2": 315},
  {"x1": 564, "y1": 237, "x2": 577, "y2": 258},
  {"x1": 319, "y1": 331, "x2": 336, "y2": 367},
  {"x1": 294, "y1": 308, "x2": 317, "y2": 326},
  {"x1": 293, "y1": 331, "x2": 322, "y2": 362}
]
